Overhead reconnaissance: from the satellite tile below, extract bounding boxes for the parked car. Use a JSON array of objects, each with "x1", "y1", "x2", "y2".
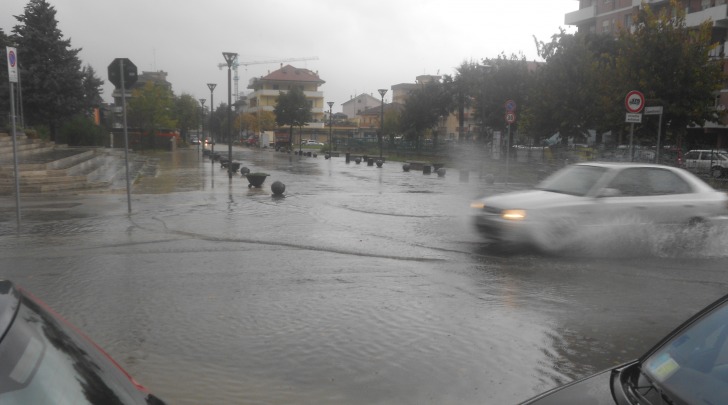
[
  {"x1": 304, "y1": 140, "x2": 323, "y2": 146},
  {"x1": 521, "y1": 292, "x2": 728, "y2": 404},
  {"x1": 0, "y1": 280, "x2": 166, "y2": 404},
  {"x1": 470, "y1": 162, "x2": 728, "y2": 253},
  {"x1": 189, "y1": 136, "x2": 200, "y2": 145},
  {"x1": 684, "y1": 149, "x2": 728, "y2": 178}
]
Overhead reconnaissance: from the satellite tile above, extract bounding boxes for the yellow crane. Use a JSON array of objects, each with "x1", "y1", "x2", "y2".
[{"x1": 218, "y1": 56, "x2": 319, "y2": 102}]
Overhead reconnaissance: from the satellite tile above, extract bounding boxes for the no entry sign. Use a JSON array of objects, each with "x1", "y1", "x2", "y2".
[{"x1": 625, "y1": 90, "x2": 645, "y2": 113}]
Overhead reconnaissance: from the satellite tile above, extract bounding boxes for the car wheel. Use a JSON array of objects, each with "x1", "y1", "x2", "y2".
[{"x1": 711, "y1": 166, "x2": 724, "y2": 178}]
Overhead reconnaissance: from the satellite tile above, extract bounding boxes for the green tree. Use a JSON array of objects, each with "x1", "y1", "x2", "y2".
[
  {"x1": 174, "y1": 93, "x2": 200, "y2": 142},
  {"x1": 11, "y1": 0, "x2": 85, "y2": 141},
  {"x1": 527, "y1": 31, "x2": 617, "y2": 144},
  {"x1": 80, "y1": 64, "x2": 104, "y2": 116},
  {"x1": 127, "y1": 82, "x2": 176, "y2": 149},
  {"x1": 474, "y1": 54, "x2": 532, "y2": 146},
  {"x1": 444, "y1": 60, "x2": 480, "y2": 142},
  {"x1": 274, "y1": 86, "x2": 311, "y2": 148},
  {"x1": 399, "y1": 80, "x2": 450, "y2": 149},
  {"x1": 615, "y1": 1, "x2": 723, "y2": 146}
]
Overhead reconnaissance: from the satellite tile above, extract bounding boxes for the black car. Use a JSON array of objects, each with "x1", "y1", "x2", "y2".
[
  {"x1": 522, "y1": 293, "x2": 728, "y2": 404},
  {"x1": 0, "y1": 280, "x2": 165, "y2": 404}
]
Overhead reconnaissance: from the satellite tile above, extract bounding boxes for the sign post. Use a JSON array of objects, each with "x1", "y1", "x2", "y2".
[
  {"x1": 108, "y1": 58, "x2": 138, "y2": 214},
  {"x1": 6, "y1": 47, "x2": 21, "y2": 233},
  {"x1": 504, "y1": 100, "x2": 516, "y2": 187},
  {"x1": 624, "y1": 90, "x2": 645, "y2": 161}
]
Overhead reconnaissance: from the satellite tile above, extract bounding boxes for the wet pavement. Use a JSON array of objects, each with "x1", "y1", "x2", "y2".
[{"x1": 2, "y1": 146, "x2": 728, "y2": 404}]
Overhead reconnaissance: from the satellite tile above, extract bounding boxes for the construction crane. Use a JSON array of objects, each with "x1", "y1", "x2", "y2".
[{"x1": 218, "y1": 56, "x2": 319, "y2": 102}]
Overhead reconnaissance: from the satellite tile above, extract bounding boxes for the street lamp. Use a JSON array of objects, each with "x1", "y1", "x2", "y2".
[
  {"x1": 207, "y1": 83, "x2": 217, "y2": 164},
  {"x1": 378, "y1": 88, "x2": 388, "y2": 160},
  {"x1": 327, "y1": 101, "x2": 334, "y2": 157},
  {"x1": 222, "y1": 52, "x2": 238, "y2": 179},
  {"x1": 198, "y1": 98, "x2": 206, "y2": 156}
]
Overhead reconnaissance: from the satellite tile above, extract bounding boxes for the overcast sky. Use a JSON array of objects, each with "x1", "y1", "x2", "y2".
[{"x1": 2, "y1": 0, "x2": 577, "y2": 112}]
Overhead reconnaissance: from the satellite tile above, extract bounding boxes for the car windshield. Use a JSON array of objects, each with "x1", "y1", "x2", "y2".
[
  {"x1": 639, "y1": 299, "x2": 728, "y2": 404},
  {"x1": 535, "y1": 165, "x2": 607, "y2": 196}
]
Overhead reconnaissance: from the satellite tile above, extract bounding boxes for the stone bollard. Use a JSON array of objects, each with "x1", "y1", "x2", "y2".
[
  {"x1": 271, "y1": 180, "x2": 286, "y2": 196},
  {"x1": 367, "y1": 158, "x2": 374, "y2": 166},
  {"x1": 423, "y1": 165, "x2": 432, "y2": 175},
  {"x1": 436, "y1": 168, "x2": 446, "y2": 177},
  {"x1": 402, "y1": 163, "x2": 410, "y2": 172},
  {"x1": 325, "y1": 153, "x2": 330, "y2": 159},
  {"x1": 240, "y1": 166, "x2": 250, "y2": 175},
  {"x1": 345, "y1": 152, "x2": 351, "y2": 163},
  {"x1": 355, "y1": 157, "x2": 361, "y2": 164},
  {"x1": 376, "y1": 160, "x2": 383, "y2": 168}
]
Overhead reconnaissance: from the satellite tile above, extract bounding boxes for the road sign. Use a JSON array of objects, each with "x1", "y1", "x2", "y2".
[
  {"x1": 6, "y1": 47, "x2": 17, "y2": 83},
  {"x1": 644, "y1": 106, "x2": 663, "y2": 115},
  {"x1": 108, "y1": 58, "x2": 138, "y2": 89},
  {"x1": 504, "y1": 99, "x2": 517, "y2": 112},
  {"x1": 505, "y1": 112, "x2": 516, "y2": 124},
  {"x1": 625, "y1": 113, "x2": 642, "y2": 123},
  {"x1": 625, "y1": 90, "x2": 645, "y2": 113}
]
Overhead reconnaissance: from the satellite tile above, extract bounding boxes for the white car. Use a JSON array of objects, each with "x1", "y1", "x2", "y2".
[
  {"x1": 471, "y1": 162, "x2": 728, "y2": 253},
  {"x1": 304, "y1": 140, "x2": 324, "y2": 146},
  {"x1": 683, "y1": 149, "x2": 728, "y2": 178}
]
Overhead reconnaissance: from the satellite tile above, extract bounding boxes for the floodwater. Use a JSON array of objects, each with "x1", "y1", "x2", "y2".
[{"x1": 2, "y1": 146, "x2": 728, "y2": 404}]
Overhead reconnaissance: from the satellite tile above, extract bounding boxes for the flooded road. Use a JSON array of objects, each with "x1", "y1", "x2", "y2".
[{"x1": 2, "y1": 147, "x2": 728, "y2": 404}]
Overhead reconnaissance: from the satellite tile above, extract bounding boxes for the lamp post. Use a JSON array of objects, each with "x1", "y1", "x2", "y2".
[
  {"x1": 207, "y1": 83, "x2": 216, "y2": 164},
  {"x1": 198, "y1": 98, "x2": 206, "y2": 156},
  {"x1": 327, "y1": 101, "x2": 334, "y2": 157},
  {"x1": 378, "y1": 89, "x2": 388, "y2": 160},
  {"x1": 222, "y1": 52, "x2": 238, "y2": 179}
]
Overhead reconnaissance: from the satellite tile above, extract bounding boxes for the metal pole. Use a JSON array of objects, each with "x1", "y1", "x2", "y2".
[
  {"x1": 9, "y1": 81, "x2": 21, "y2": 233},
  {"x1": 506, "y1": 123, "x2": 510, "y2": 188},
  {"x1": 227, "y1": 65, "x2": 233, "y2": 179},
  {"x1": 655, "y1": 112, "x2": 663, "y2": 164},
  {"x1": 629, "y1": 123, "x2": 635, "y2": 162},
  {"x1": 328, "y1": 101, "x2": 334, "y2": 157},
  {"x1": 120, "y1": 60, "x2": 132, "y2": 214}
]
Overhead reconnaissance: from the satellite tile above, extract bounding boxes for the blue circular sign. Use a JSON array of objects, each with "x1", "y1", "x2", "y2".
[
  {"x1": 8, "y1": 50, "x2": 16, "y2": 67},
  {"x1": 504, "y1": 99, "x2": 517, "y2": 112}
]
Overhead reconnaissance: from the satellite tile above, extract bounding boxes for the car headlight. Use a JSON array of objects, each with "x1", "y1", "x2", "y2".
[
  {"x1": 470, "y1": 201, "x2": 485, "y2": 209},
  {"x1": 501, "y1": 209, "x2": 526, "y2": 220}
]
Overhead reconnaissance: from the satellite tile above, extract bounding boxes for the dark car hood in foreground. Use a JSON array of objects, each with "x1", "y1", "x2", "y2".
[{"x1": 521, "y1": 369, "x2": 615, "y2": 405}]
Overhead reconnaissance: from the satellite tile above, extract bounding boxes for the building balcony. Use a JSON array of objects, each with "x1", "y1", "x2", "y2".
[
  {"x1": 565, "y1": 4, "x2": 596, "y2": 25},
  {"x1": 686, "y1": 4, "x2": 728, "y2": 28}
]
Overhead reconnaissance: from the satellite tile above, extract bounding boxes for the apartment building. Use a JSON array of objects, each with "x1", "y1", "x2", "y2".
[
  {"x1": 245, "y1": 64, "x2": 326, "y2": 129},
  {"x1": 342, "y1": 93, "x2": 382, "y2": 120},
  {"x1": 565, "y1": 0, "x2": 728, "y2": 148}
]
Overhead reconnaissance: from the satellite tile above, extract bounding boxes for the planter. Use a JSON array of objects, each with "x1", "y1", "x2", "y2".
[{"x1": 245, "y1": 173, "x2": 269, "y2": 188}]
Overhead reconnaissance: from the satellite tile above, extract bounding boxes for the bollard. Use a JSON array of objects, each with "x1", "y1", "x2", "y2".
[
  {"x1": 423, "y1": 165, "x2": 432, "y2": 174},
  {"x1": 271, "y1": 180, "x2": 285, "y2": 196},
  {"x1": 345, "y1": 152, "x2": 351, "y2": 163},
  {"x1": 367, "y1": 158, "x2": 374, "y2": 166},
  {"x1": 436, "y1": 168, "x2": 446, "y2": 177},
  {"x1": 402, "y1": 163, "x2": 410, "y2": 172}
]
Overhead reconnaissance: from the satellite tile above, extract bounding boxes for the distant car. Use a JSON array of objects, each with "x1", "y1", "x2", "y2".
[
  {"x1": 522, "y1": 292, "x2": 728, "y2": 404},
  {"x1": 0, "y1": 279, "x2": 166, "y2": 404},
  {"x1": 304, "y1": 140, "x2": 323, "y2": 146},
  {"x1": 470, "y1": 162, "x2": 728, "y2": 253},
  {"x1": 189, "y1": 136, "x2": 200, "y2": 145},
  {"x1": 684, "y1": 149, "x2": 728, "y2": 178}
]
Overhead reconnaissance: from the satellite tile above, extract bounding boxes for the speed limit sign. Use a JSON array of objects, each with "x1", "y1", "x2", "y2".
[
  {"x1": 625, "y1": 90, "x2": 645, "y2": 113},
  {"x1": 505, "y1": 112, "x2": 516, "y2": 124}
]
